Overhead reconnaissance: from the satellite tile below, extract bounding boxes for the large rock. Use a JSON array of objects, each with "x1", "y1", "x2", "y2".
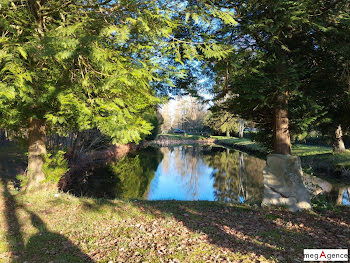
[
  {"x1": 303, "y1": 173, "x2": 333, "y2": 196},
  {"x1": 261, "y1": 154, "x2": 312, "y2": 212}
]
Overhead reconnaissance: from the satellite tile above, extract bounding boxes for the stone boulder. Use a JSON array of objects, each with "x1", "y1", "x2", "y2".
[{"x1": 261, "y1": 154, "x2": 312, "y2": 212}]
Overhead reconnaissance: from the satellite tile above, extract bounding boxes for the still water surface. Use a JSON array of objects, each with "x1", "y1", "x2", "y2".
[{"x1": 68, "y1": 145, "x2": 350, "y2": 205}]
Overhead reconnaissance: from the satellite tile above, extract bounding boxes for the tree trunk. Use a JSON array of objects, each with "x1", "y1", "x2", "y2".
[
  {"x1": 333, "y1": 124, "x2": 346, "y2": 153},
  {"x1": 226, "y1": 130, "x2": 230, "y2": 137},
  {"x1": 27, "y1": 118, "x2": 47, "y2": 190},
  {"x1": 273, "y1": 92, "x2": 291, "y2": 155},
  {"x1": 238, "y1": 119, "x2": 245, "y2": 138},
  {"x1": 72, "y1": 132, "x2": 81, "y2": 161},
  {"x1": 0, "y1": 129, "x2": 6, "y2": 142}
]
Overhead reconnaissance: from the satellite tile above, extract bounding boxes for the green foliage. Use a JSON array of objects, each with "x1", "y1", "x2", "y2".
[
  {"x1": 143, "y1": 109, "x2": 163, "y2": 141},
  {"x1": 210, "y1": 0, "x2": 350, "y2": 150},
  {"x1": 204, "y1": 109, "x2": 238, "y2": 136},
  {"x1": 0, "y1": 0, "x2": 165, "y2": 143},
  {"x1": 311, "y1": 195, "x2": 340, "y2": 214},
  {"x1": 109, "y1": 147, "x2": 163, "y2": 199},
  {"x1": 109, "y1": 156, "x2": 145, "y2": 199},
  {"x1": 42, "y1": 151, "x2": 69, "y2": 183},
  {"x1": 70, "y1": 147, "x2": 163, "y2": 199},
  {"x1": 0, "y1": 0, "x2": 236, "y2": 147},
  {"x1": 308, "y1": 9, "x2": 350, "y2": 138},
  {"x1": 16, "y1": 173, "x2": 29, "y2": 189}
]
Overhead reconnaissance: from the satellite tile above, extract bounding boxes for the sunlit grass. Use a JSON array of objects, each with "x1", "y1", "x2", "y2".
[
  {"x1": 331, "y1": 151, "x2": 350, "y2": 167},
  {"x1": 291, "y1": 144, "x2": 332, "y2": 156},
  {"x1": 213, "y1": 136, "x2": 350, "y2": 172},
  {"x1": 158, "y1": 133, "x2": 208, "y2": 140},
  {"x1": 0, "y1": 186, "x2": 276, "y2": 262},
  {"x1": 1, "y1": 186, "x2": 349, "y2": 263},
  {"x1": 212, "y1": 136, "x2": 267, "y2": 154}
]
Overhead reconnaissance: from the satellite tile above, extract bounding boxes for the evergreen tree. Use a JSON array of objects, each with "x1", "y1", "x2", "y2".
[
  {"x1": 0, "y1": 0, "x2": 167, "y2": 188},
  {"x1": 307, "y1": 0, "x2": 350, "y2": 152},
  {"x1": 211, "y1": 0, "x2": 348, "y2": 153},
  {"x1": 204, "y1": 108, "x2": 239, "y2": 137},
  {"x1": 0, "y1": 0, "x2": 234, "y2": 188}
]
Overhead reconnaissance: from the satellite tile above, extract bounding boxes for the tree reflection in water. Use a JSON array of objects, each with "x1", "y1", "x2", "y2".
[
  {"x1": 65, "y1": 145, "x2": 350, "y2": 207},
  {"x1": 303, "y1": 173, "x2": 350, "y2": 206},
  {"x1": 203, "y1": 147, "x2": 265, "y2": 204},
  {"x1": 67, "y1": 147, "x2": 163, "y2": 199},
  {"x1": 68, "y1": 145, "x2": 266, "y2": 203},
  {"x1": 153, "y1": 146, "x2": 265, "y2": 204},
  {"x1": 152, "y1": 146, "x2": 211, "y2": 200}
]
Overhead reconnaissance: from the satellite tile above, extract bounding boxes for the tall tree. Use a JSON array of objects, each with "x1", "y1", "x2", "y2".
[
  {"x1": 0, "y1": 0, "x2": 169, "y2": 188},
  {"x1": 204, "y1": 107, "x2": 239, "y2": 137},
  {"x1": 0, "y1": 0, "x2": 235, "y2": 189},
  {"x1": 211, "y1": 0, "x2": 348, "y2": 154},
  {"x1": 308, "y1": 0, "x2": 350, "y2": 152},
  {"x1": 160, "y1": 102, "x2": 173, "y2": 133}
]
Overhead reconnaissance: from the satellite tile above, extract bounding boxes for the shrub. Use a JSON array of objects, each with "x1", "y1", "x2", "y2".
[{"x1": 43, "y1": 151, "x2": 69, "y2": 183}]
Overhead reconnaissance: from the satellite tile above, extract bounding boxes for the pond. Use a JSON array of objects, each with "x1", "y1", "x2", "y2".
[{"x1": 67, "y1": 145, "x2": 350, "y2": 206}]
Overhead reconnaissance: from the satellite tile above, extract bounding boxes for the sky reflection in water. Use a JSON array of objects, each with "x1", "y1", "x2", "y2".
[
  {"x1": 69, "y1": 145, "x2": 350, "y2": 206},
  {"x1": 148, "y1": 147, "x2": 216, "y2": 201},
  {"x1": 147, "y1": 146, "x2": 265, "y2": 203}
]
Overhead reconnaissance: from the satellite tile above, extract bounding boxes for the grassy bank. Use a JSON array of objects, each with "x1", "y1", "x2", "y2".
[
  {"x1": 157, "y1": 134, "x2": 208, "y2": 140},
  {"x1": 213, "y1": 136, "x2": 334, "y2": 156},
  {"x1": 157, "y1": 134, "x2": 350, "y2": 181},
  {"x1": 1, "y1": 181, "x2": 349, "y2": 263},
  {"x1": 148, "y1": 134, "x2": 215, "y2": 147},
  {"x1": 212, "y1": 136, "x2": 268, "y2": 157},
  {"x1": 213, "y1": 136, "x2": 350, "y2": 181}
]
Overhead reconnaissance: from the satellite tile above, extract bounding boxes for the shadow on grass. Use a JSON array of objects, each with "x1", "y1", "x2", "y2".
[
  {"x1": 0, "y1": 176, "x2": 94, "y2": 263},
  {"x1": 134, "y1": 200, "x2": 350, "y2": 262},
  {"x1": 0, "y1": 177, "x2": 25, "y2": 260}
]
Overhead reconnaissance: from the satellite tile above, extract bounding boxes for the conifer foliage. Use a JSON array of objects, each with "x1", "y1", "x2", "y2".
[
  {"x1": 0, "y1": 0, "x2": 234, "y2": 188},
  {"x1": 210, "y1": 0, "x2": 350, "y2": 153},
  {"x1": 1, "y1": 0, "x2": 169, "y2": 142},
  {"x1": 0, "y1": 0, "x2": 171, "y2": 187}
]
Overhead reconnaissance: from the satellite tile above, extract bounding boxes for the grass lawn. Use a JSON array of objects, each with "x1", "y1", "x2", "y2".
[
  {"x1": 291, "y1": 144, "x2": 332, "y2": 157},
  {"x1": 157, "y1": 134, "x2": 350, "y2": 174},
  {"x1": 1, "y1": 140, "x2": 350, "y2": 262},
  {"x1": 214, "y1": 136, "x2": 350, "y2": 179},
  {"x1": 1, "y1": 181, "x2": 349, "y2": 263},
  {"x1": 213, "y1": 136, "x2": 335, "y2": 156},
  {"x1": 212, "y1": 136, "x2": 267, "y2": 156},
  {"x1": 157, "y1": 134, "x2": 208, "y2": 140}
]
